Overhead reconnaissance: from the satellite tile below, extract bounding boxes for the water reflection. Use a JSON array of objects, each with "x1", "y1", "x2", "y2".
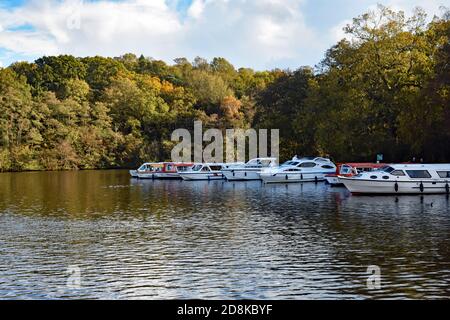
[{"x1": 0, "y1": 170, "x2": 449, "y2": 299}]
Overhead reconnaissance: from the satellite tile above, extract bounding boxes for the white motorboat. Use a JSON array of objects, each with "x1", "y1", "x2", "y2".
[
  {"x1": 259, "y1": 156, "x2": 336, "y2": 183},
  {"x1": 324, "y1": 163, "x2": 386, "y2": 186},
  {"x1": 130, "y1": 162, "x2": 163, "y2": 179},
  {"x1": 179, "y1": 163, "x2": 226, "y2": 181},
  {"x1": 339, "y1": 164, "x2": 450, "y2": 194},
  {"x1": 222, "y1": 158, "x2": 278, "y2": 181}
]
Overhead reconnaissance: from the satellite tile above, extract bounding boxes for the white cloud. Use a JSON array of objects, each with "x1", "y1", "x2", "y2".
[
  {"x1": 187, "y1": 0, "x2": 206, "y2": 19},
  {"x1": 0, "y1": 0, "x2": 320, "y2": 69},
  {"x1": 181, "y1": 0, "x2": 320, "y2": 69},
  {"x1": 0, "y1": 0, "x2": 183, "y2": 60},
  {"x1": 330, "y1": 0, "x2": 448, "y2": 43},
  {"x1": 383, "y1": 0, "x2": 446, "y2": 17},
  {"x1": 330, "y1": 19, "x2": 352, "y2": 43},
  {"x1": 0, "y1": 30, "x2": 59, "y2": 55},
  {"x1": 0, "y1": 0, "x2": 447, "y2": 70}
]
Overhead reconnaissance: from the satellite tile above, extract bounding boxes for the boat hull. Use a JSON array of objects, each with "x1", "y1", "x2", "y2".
[
  {"x1": 137, "y1": 172, "x2": 155, "y2": 179},
  {"x1": 340, "y1": 177, "x2": 450, "y2": 194},
  {"x1": 153, "y1": 172, "x2": 182, "y2": 179},
  {"x1": 179, "y1": 172, "x2": 224, "y2": 181},
  {"x1": 129, "y1": 170, "x2": 139, "y2": 178},
  {"x1": 222, "y1": 170, "x2": 262, "y2": 181},
  {"x1": 325, "y1": 176, "x2": 342, "y2": 185},
  {"x1": 325, "y1": 176, "x2": 343, "y2": 186},
  {"x1": 260, "y1": 172, "x2": 326, "y2": 183}
]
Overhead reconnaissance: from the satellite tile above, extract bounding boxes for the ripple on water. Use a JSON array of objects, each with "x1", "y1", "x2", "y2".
[{"x1": 1, "y1": 171, "x2": 450, "y2": 299}]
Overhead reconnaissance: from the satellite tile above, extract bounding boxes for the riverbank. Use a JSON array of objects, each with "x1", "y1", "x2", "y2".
[{"x1": 0, "y1": 165, "x2": 135, "y2": 174}]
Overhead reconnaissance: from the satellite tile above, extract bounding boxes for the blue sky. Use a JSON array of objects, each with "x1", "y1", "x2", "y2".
[{"x1": 0, "y1": 0, "x2": 448, "y2": 69}]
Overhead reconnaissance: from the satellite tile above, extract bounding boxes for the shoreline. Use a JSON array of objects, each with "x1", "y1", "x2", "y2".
[{"x1": 0, "y1": 167, "x2": 133, "y2": 174}]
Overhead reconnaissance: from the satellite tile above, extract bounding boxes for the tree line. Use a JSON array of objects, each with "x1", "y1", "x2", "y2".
[{"x1": 0, "y1": 5, "x2": 449, "y2": 171}]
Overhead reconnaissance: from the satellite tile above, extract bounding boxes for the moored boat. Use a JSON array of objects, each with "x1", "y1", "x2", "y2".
[
  {"x1": 259, "y1": 156, "x2": 336, "y2": 183},
  {"x1": 339, "y1": 164, "x2": 450, "y2": 194},
  {"x1": 325, "y1": 163, "x2": 386, "y2": 186},
  {"x1": 179, "y1": 163, "x2": 226, "y2": 181},
  {"x1": 130, "y1": 162, "x2": 163, "y2": 178},
  {"x1": 153, "y1": 162, "x2": 194, "y2": 179},
  {"x1": 222, "y1": 158, "x2": 278, "y2": 181}
]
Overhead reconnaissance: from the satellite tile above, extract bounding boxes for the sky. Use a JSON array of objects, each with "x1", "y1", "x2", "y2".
[{"x1": 0, "y1": 0, "x2": 449, "y2": 70}]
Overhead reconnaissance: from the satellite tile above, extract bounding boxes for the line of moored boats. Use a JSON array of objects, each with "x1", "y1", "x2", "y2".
[{"x1": 130, "y1": 157, "x2": 450, "y2": 194}]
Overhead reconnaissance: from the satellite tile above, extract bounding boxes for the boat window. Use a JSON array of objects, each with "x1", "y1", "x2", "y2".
[
  {"x1": 406, "y1": 170, "x2": 431, "y2": 179},
  {"x1": 201, "y1": 166, "x2": 210, "y2": 172},
  {"x1": 340, "y1": 166, "x2": 352, "y2": 174},
  {"x1": 299, "y1": 162, "x2": 316, "y2": 168},
  {"x1": 287, "y1": 168, "x2": 301, "y2": 172},
  {"x1": 390, "y1": 170, "x2": 405, "y2": 176},
  {"x1": 210, "y1": 165, "x2": 222, "y2": 171},
  {"x1": 192, "y1": 165, "x2": 203, "y2": 171},
  {"x1": 178, "y1": 166, "x2": 191, "y2": 172},
  {"x1": 370, "y1": 175, "x2": 378, "y2": 179},
  {"x1": 437, "y1": 171, "x2": 450, "y2": 178},
  {"x1": 381, "y1": 166, "x2": 395, "y2": 173},
  {"x1": 382, "y1": 176, "x2": 390, "y2": 179},
  {"x1": 167, "y1": 164, "x2": 174, "y2": 170},
  {"x1": 259, "y1": 160, "x2": 273, "y2": 167},
  {"x1": 322, "y1": 165, "x2": 334, "y2": 169},
  {"x1": 282, "y1": 161, "x2": 298, "y2": 166}
]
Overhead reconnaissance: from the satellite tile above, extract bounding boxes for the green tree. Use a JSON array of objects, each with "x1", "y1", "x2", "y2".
[
  {"x1": 0, "y1": 69, "x2": 43, "y2": 170},
  {"x1": 254, "y1": 67, "x2": 314, "y2": 160}
]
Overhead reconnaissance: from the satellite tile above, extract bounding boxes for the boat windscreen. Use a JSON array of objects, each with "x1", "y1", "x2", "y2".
[
  {"x1": 191, "y1": 165, "x2": 203, "y2": 171},
  {"x1": 177, "y1": 165, "x2": 193, "y2": 172},
  {"x1": 260, "y1": 159, "x2": 274, "y2": 167},
  {"x1": 381, "y1": 166, "x2": 395, "y2": 173},
  {"x1": 340, "y1": 165, "x2": 352, "y2": 174}
]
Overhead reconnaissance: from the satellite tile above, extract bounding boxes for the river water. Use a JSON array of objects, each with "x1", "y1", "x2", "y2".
[{"x1": 0, "y1": 170, "x2": 449, "y2": 299}]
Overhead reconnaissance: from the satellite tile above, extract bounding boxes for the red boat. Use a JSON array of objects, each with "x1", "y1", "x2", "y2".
[
  {"x1": 325, "y1": 163, "x2": 386, "y2": 186},
  {"x1": 153, "y1": 162, "x2": 194, "y2": 179}
]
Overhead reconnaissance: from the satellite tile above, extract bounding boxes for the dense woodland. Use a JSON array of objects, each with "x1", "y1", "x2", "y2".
[{"x1": 1, "y1": 6, "x2": 449, "y2": 171}]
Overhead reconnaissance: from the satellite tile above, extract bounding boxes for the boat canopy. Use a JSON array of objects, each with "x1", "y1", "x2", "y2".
[
  {"x1": 342, "y1": 163, "x2": 387, "y2": 169},
  {"x1": 138, "y1": 162, "x2": 164, "y2": 170}
]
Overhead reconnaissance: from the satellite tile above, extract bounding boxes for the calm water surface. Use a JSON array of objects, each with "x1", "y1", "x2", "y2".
[{"x1": 1, "y1": 170, "x2": 450, "y2": 299}]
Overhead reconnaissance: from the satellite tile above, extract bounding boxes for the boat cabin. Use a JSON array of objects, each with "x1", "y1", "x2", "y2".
[
  {"x1": 162, "y1": 162, "x2": 194, "y2": 173},
  {"x1": 137, "y1": 162, "x2": 163, "y2": 173},
  {"x1": 373, "y1": 164, "x2": 450, "y2": 180},
  {"x1": 281, "y1": 157, "x2": 335, "y2": 170},
  {"x1": 338, "y1": 163, "x2": 386, "y2": 176},
  {"x1": 190, "y1": 163, "x2": 224, "y2": 172}
]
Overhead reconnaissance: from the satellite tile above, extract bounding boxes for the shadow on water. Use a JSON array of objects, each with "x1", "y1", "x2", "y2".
[{"x1": 0, "y1": 170, "x2": 449, "y2": 299}]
